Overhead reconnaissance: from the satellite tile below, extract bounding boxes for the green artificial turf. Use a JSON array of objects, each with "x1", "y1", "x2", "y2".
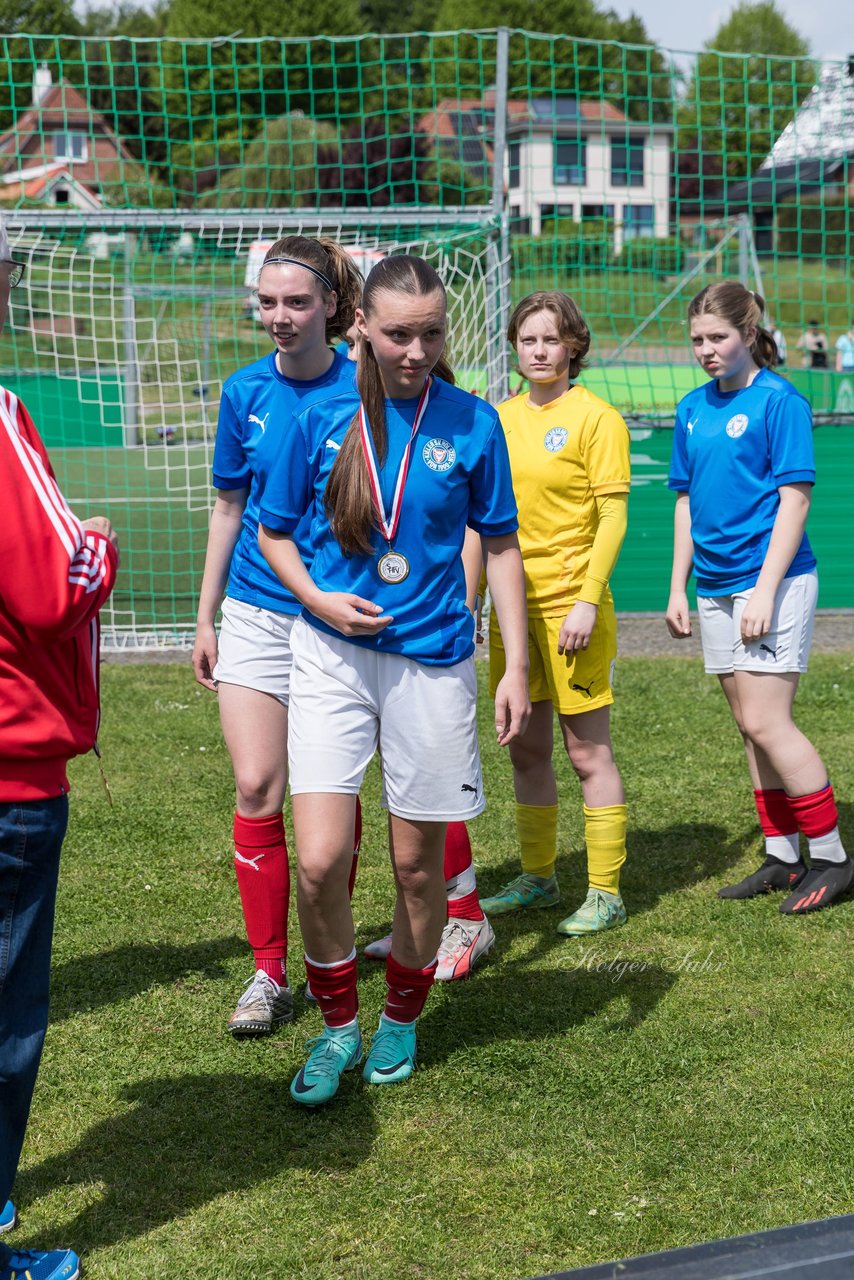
[{"x1": 12, "y1": 655, "x2": 854, "y2": 1279}]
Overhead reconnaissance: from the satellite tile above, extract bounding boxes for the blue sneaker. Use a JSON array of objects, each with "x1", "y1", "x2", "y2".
[
  {"x1": 290, "y1": 1024, "x2": 363, "y2": 1108},
  {"x1": 0, "y1": 1247, "x2": 80, "y2": 1279},
  {"x1": 363, "y1": 1015, "x2": 417, "y2": 1086},
  {"x1": 0, "y1": 1202, "x2": 15, "y2": 1233}
]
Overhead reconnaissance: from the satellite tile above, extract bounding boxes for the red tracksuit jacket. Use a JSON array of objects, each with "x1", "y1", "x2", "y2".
[{"x1": 0, "y1": 383, "x2": 118, "y2": 801}]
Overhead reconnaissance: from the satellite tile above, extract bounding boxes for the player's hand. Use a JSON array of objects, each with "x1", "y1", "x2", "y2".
[
  {"x1": 314, "y1": 592, "x2": 393, "y2": 637},
  {"x1": 739, "y1": 586, "x2": 774, "y2": 644},
  {"x1": 557, "y1": 601, "x2": 597, "y2": 654},
  {"x1": 192, "y1": 622, "x2": 218, "y2": 691},
  {"x1": 494, "y1": 669, "x2": 531, "y2": 746},
  {"x1": 83, "y1": 515, "x2": 120, "y2": 565},
  {"x1": 665, "y1": 591, "x2": 692, "y2": 639}
]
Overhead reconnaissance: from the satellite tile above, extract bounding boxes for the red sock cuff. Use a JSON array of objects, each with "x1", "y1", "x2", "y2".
[
  {"x1": 233, "y1": 811, "x2": 286, "y2": 848},
  {"x1": 443, "y1": 821, "x2": 473, "y2": 881},
  {"x1": 305, "y1": 954, "x2": 359, "y2": 1028},
  {"x1": 384, "y1": 954, "x2": 437, "y2": 1024},
  {"x1": 788, "y1": 784, "x2": 838, "y2": 838},
  {"x1": 447, "y1": 889, "x2": 483, "y2": 920},
  {"x1": 753, "y1": 789, "x2": 797, "y2": 838}
]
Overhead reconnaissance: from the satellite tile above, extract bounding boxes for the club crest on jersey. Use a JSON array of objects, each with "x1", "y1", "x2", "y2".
[
  {"x1": 422, "y1": 437, "x2": 456, "y2": 472},
  {"x1": 725, "y1": 413, "x2": 749, "y2": 438},
  {"x1": 544, "y1": 426, "x2": 569, "y2": 453}
]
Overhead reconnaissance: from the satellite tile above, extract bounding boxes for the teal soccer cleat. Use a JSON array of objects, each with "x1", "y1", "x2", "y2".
[
  {"x1": 363, "y1": 1016, "x2": 417, "y2": 1086},
  {"x1": 290, "y1": 1024, "x2": 363, "y2": 1108},
  {"x1": 557, "y1": 888, "x2": 627, "y2": 936},
  {"x1": 480, "y1": 872, "x2": 560, "y2": 916}
]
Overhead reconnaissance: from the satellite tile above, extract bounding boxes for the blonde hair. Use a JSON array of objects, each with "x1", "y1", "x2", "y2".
[
  {"x1": 260, "y1": 236, "x2": 362, "y2": 345},
  {"x1": 507, "y1": 291, "x2": 590, "y2": 380},
  {"x1": 324, "y1": 255, "x2": 454, "y2": 557},
  {"x1": 688, "y1": 281, "x2": 779, "y2": 368}
]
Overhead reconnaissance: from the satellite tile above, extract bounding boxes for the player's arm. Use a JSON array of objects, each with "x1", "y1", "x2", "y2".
[
  {"x1": 483, "y1": 532, "x2": 530, "y2": 745},
  {"x1": 258, "y1": 527, "x2": 391, "y2": 637},
  {"x1": 192, "y1": 487, "x2": 248, "y2": 690},
  {"x1": 665, "y1": 492, "x2": 694, "y2": 638},
  {"x1": 739, "y1": 483, "x2": 812, "y2": 642},
  {"x1": 558, "y1": 492, "x2": 628, "y2": 653},
  {"x1": 0, "y1": 399, "x2": 118, "y2": 639}
]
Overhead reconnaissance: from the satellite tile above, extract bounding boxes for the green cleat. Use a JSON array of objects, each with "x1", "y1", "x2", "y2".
[
  {"x1": 363, "y1": 1016, "x2": 417, "y2": 1086},
  {"x1": 290, "y1": 1024, "x2": 363, "y2": 1107},
  {"x1": 480, "y1": 872, "x2": 560, "y2": 916},
  {"x1": 557, "y1": 888, "x2": 627, "y2": 936}
]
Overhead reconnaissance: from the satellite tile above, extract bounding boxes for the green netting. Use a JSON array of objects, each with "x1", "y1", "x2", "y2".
[{"x1": 1, "y1": 30, "x2": 851, "y2": 640}]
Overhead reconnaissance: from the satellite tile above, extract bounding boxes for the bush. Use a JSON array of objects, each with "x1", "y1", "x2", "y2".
[{"x1": 619, "y1": 236, "x2": 685, "y2": 275}]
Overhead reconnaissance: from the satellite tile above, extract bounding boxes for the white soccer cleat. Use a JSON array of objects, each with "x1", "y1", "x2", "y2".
[
  {"x1": 435, "y1": 916, "x2": 496, "y2": 981},
  {"x1": 363, "y1": 931, "x2": 394, "y2": 961}
]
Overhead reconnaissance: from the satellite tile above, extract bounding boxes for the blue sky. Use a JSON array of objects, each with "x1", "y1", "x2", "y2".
[{"x1": 607, "y1": 0, "x2": 849, "y2": 63}]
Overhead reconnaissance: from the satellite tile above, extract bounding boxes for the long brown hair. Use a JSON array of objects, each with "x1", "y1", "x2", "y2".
[
  {"x1": 688, "y1": 281, "x2": 779, "y2": 368},
  {"x1": 261, "y1": 236, "x2": 362, "y2": 345},
  {"x1": 324, "y1": 254, "x2": 455, "y2": 557},
  {"x1": 507, "y1": 290, "x2": 591, "y2": 380}
]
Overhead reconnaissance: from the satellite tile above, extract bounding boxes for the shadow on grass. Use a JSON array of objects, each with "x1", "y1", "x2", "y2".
[
  {"x1": 49, "y1": 937, "x2": 249, "y2": 1024},
  {"x1": 474, "y1": 821, "x2": 755, "y2": 924},
  {"x1": 419, "y1": 955, "x2": 678, "y2": 1070},
  {"x1": 19, "y1": 1071, "x2": 376, "y2": 1253}
]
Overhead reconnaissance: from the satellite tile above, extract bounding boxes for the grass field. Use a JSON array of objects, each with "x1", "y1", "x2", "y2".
[{"x1": 11, "y1": 656, "x2": 854, "y2": 1279}]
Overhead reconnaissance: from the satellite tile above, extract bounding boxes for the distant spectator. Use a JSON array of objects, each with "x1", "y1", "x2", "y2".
[
  {"x1": 835, "y1": 320, "x2": 854, "y2": 374},
  {"x1": 771, "y1": 326, "x2": 787, "y2": 367},
  {"x1": 796, "y1": 320, "x2": 828, "y2": 369}
]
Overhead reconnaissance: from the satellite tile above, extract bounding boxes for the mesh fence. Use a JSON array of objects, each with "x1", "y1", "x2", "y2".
[{"x1": 1, "y1": 30, "x2": 852, "y2": 639}]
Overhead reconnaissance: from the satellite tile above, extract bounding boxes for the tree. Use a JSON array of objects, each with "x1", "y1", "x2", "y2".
[
  {"x1": 675, "y1": 1, "x2": 815, "y2": 212},
  {"x1": 0, "y1": 0, "x2": 80, "y2": 135},
  {"x1": 430, "y1": 0, "x2": 672, "y2": 124},
  {"x1": 200, "y1": 113, "x2": 337, "y2": 208}
]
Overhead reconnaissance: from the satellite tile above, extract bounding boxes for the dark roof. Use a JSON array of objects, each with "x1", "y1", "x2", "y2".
[{"x1": 725, "y1": 154, "x2": 852, "y2": 210}]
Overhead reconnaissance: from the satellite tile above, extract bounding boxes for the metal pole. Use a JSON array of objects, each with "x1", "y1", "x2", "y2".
[
  {"x1": 486, "y1": 26, "x2": 510, "y2": 404},
  {"x1": 122, "y1": 233, "x2": 140, "y2": 447},
  {"x1": 738, "y1": 213, "x2": 750, "y2": 287}
]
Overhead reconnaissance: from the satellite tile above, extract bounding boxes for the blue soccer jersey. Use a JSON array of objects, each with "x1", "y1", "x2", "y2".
[
  {"x1": 668, "y1": 367, "x2": 816, "y2": 596},
  {"x1": 212, "y1": 349, "x2": 356, "y2": 612},
  {"x1": 260, "y1": 377, "x2": 519, "y2": 665}
]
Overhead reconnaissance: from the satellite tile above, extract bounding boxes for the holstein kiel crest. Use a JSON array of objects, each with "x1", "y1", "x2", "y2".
[
  {"x1": 422, "y1": 437, "x2": 456, "y2": 472},
  {"x1": 544, "y1": 426, "x2": 569, "y2": 452}
]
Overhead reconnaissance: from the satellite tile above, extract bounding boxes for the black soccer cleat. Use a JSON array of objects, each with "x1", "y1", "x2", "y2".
[
  {"x1": 779, "y1": 857, "x2": 854, "y2": 915},
  {"x1": 717, "y1": 856, "x2": 807, "y2": 900}
]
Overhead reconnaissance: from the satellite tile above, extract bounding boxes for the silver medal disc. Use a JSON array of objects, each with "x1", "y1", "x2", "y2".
[{"x1": 377, "y1": 551, "x2": 410, "y2": 584}]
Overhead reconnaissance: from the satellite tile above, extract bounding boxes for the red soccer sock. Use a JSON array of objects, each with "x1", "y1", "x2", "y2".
[
  {"x1": 233, "y1": 812, "x2": 289, "y2": 985},
  {"x1": 444, "y1": 821, "x2": 484, "y2": 922},
  {"x1": 348, "y1": 796, "x2": 362, "y2": 900},
  {"x1": 304, "y1": 951, "x2": 359, "y2": 1028},
  {"x1": 753, "y1": 788, "x2": 800, "y2": 864},
  {"x1": 788, "y1": 783, "x2": 838, "y2": 837},
  {"x1": 383, "y1": 953, "x2": 437, "y2": 1025}
]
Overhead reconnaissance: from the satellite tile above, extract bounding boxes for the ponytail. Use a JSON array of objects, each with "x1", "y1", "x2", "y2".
[{"x1": 325, "y1": 254, "x2": 451, "y2": 557}]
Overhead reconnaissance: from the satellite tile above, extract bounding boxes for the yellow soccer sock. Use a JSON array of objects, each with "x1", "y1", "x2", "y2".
[
  {"x1": 584, "y1": 803, "x2": 627, "y2": 895},
  {"x1": 516, "y1": 803, "x2": 559, "y2": 880}
]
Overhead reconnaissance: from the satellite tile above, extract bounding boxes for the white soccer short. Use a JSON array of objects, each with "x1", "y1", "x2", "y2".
[
  {"x1": 213, "y1": 596, "x2": 296, "y2": 704},
  {"x1": 697, "y1": 570, "x2": 818, "y2": 675},
  {"x1": 287, "y1": 618, "x2": 486, "y2": 823}
]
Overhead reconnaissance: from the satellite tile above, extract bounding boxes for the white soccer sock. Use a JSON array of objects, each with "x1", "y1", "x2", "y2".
[
  {"x1": 766, "y1": 833, "x2": 800, "y2": 863},
  {"x1": 807, "y1": 827, "x2": 848, "y2": 864}
]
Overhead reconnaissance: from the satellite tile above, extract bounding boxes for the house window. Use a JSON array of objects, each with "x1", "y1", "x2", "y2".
[
  {"x1": 540, "y1": 204, "x2": 576, "y2": 228},
  {"x1": 52, "y1": 131, "x2": 87, "y2": 162},
  {"x1": 553, "y1": 137, "x2": 586, "y2": 186},
  {"x1": 623, "y1": 205, "x2": 655, "y2": 240},
  {"x1": 582, "y1": 204, "x2": 614, "y2": 222},
  {"x1": 611, "y1": 134, "x2": 644, "y2": 187},
  {"x1": 509, "y1": 141, "x2": 520, "y2": 190}
]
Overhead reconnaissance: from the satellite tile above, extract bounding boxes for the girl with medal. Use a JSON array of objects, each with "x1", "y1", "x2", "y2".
[
  {"x1": 259, "y1": 254, "x2": 530, "y2": 1107},
  {"x1": 667, "y1": 281, "x2": 851, "y2": 913},
  {"x1": 192, "y1": 236, "x2": 363, "y2": 1036}
]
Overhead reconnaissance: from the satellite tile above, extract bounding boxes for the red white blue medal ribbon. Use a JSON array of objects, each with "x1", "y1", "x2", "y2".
[{"x1": 359, "y1": 377, "x2": 431, "y2": 547}]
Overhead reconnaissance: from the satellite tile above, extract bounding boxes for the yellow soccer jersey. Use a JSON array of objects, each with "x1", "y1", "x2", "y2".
[{"x1": 498, "y1": 385, "x2": 631, "y2": 616}]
